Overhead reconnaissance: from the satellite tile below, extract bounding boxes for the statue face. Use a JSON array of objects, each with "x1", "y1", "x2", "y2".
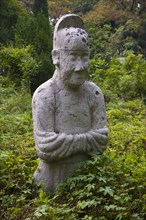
[{"x1": 58, "y1": 36, "x2": 89, "y2": 88}]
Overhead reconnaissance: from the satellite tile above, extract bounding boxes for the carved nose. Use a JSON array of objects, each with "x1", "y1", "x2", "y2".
[{"x1": 75, "y1": 58, "x2": 84, "y2": 72}]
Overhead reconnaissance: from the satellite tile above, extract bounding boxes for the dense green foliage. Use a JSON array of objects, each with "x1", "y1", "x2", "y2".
[
  {"x1": 90, "y1": 52, "x2": 146, "y2": 102},
  {"x1": 0, "y1": 0, "x2": 53, "y2": 94},
  {"x1": 69, "y1": 0, "x2": 97, "y2": 14},
  {"x1": 33, "y1": 0, "x2": 49, "y2": 18},
  {"x1": 47, "y1": 0, "x2": 146, "y2": 57},
  {"x1": 83, "y1": 0, "x2": 146, "y2": 57},
  {"x1": 0, "y1": 45, "x2": 40, "y2": 89},
  {"x1": 0, "y1": 0, "x2": 23, "y2": 44},
  {"x1": 15, "y1": 10, "x2": 53, "y2": 93},
  {"x1": 0, "y1": 1, "x2": 146, "y2": 219},
  {"x1": 1, "y1": 52, "x2": 146, "y2": 219}
]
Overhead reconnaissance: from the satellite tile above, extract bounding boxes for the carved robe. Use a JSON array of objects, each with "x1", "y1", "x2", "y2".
[{"x1": 32, "y1": 72, "x2": 108, "y2": 191}]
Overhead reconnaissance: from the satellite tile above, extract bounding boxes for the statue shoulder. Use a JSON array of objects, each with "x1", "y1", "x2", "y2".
[
  {"x1": 84, "y1": 81, "x2": 103, "y2": 97},
  {"x1": 33, "y1": 79, "x2": 54, "y2": 95},
  {"x1": 32, "y1": 79, "x2": 55, "y2": 105}
]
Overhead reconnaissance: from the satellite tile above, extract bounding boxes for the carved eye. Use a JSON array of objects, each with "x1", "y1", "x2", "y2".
[
  {"x1": 82, "y1": 53, "x2": 89, "y2": 62},
  {"x1": 69, "y1": 53, "x2": 77, "y2": 61}
]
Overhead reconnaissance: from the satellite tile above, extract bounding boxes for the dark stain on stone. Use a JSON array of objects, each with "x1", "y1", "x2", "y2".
[
  {"x1": 82, "y1": 37, "x2": 86, "y2": 42},
  {"x1": 96, "y1": 91, "x2": 99, "y2": 95}
]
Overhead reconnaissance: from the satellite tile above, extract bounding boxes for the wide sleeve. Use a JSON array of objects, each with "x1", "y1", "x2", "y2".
[
  {"x1": 85, "y1": 82, "x2": 108, "y2": 153},
  {"x1": 32, "y1": 81, "x2": 65, "y2": 156}
]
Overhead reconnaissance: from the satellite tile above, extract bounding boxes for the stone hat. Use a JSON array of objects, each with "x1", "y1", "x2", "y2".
[{"x1": 53, "y1": 14, "x2": 89, "y2": 50}]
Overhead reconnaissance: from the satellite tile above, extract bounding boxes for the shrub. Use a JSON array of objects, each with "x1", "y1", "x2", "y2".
[
  {"x1": 0, "y1": 70, "x2": 146, "y2": 219},
  {"x1": 90, "y1": 52, "x2": 146, "y2": 102},
  {"x1": 0, "y1": 45, "x2": 40, "y2": 89}
]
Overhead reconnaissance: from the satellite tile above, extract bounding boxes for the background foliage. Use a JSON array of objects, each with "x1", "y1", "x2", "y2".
[
  {"x1": 0, "y1": 0, "x2": 146, "y2": 219},
  {"x1": 0, "y1": 0, "x2": 53, "y2": 94}
]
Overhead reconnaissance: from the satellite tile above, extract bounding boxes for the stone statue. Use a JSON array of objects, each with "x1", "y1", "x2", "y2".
[{"x1": 32, "y1": 14, "x2": 108, "y2": 192}]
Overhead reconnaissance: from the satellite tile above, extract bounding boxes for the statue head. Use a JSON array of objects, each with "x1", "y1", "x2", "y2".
[{"x1": 52, "y1": 14, "x2": 90, "y2": 89}]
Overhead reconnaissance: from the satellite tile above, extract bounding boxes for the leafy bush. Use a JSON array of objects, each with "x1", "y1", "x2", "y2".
[
  {"x1": 0, "y1": 45, "x2": 40, "y2": 89},
  {"x1": 111, "y1": 19, "x2": 140, "y2": 54},
  {"x1": 0, "y1": 75, "x2": 146, "y2": 220},
  {"x1": 15, "y1": 10, "x2": 54, "y2": 93},
  {"x1": 53, "y1": 151, "x2": 146, "y2": 220},
  {"x1": 90, "y1": 52, "x2": 146, "y2": 102},
  {"x1": 1, "y1": 0, "x2": 54, "y2": 94},
  {"x1": 0, "y1": 76, "x2": 37, "y2": 219},
  {"x1": 0, "y1": 0, "x2": 23, "y2": 44},
  {"x1": 38, "y1": 99, "x2": 145, "y2": 220},
  {"x1": 87, "y1": 24, "x2": 113, "y2": 59}
]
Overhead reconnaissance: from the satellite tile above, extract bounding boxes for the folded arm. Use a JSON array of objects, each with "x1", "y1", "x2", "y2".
[{"x1": 32, "y1": 82, "x2": 108, "y2": 162}]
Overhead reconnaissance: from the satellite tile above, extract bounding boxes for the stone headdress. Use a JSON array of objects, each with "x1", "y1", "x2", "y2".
[{"x1": 53, "y1": 14, "x2": 89, "y2": 50}]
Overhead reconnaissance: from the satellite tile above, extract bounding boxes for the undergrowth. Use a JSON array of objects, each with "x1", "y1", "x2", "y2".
[{"x1": 0, "y1": 76, "x2": 146, "y2": 220}]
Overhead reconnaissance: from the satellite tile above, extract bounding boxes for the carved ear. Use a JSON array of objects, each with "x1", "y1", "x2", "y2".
[{"x1": 52, "y1": 49, "x2": 60, "y2": 65}]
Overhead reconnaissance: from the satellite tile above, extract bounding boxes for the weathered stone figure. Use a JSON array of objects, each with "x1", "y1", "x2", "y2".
[{"x1": 32, "y1": 14, "x2": 108, "y2": 191}]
